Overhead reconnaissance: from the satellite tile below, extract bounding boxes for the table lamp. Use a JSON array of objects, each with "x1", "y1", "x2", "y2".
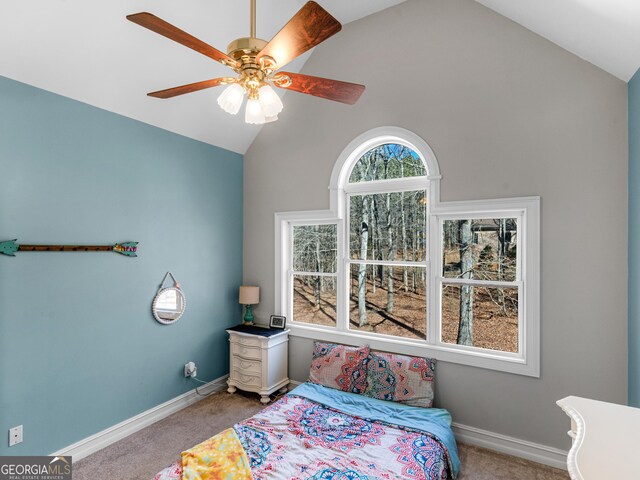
[{"x1": 239, "y1": 286, "x2": 259, "y2": 325}]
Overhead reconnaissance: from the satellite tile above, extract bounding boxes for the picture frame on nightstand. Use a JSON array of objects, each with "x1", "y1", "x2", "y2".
[{"x1": 269, "y1": 315, "x2": 286, "y2": 329}]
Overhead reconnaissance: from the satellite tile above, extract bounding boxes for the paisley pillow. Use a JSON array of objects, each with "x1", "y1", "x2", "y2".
[
  {"x1": 363, "y1": 351, "x2": 436, "y2": 408},
  {"x1": 309, "y1": 342, "x2": 370, "y2": 394}
]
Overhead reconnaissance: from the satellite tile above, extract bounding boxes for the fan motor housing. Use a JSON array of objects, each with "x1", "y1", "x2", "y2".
[{"x1": 227, "y1": 37, "x2": 268, "y2": 60}]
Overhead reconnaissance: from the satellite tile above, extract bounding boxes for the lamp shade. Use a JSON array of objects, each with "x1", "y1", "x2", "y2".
[
  {"x1": 245, "y1": 98, "x2": 266, "y2": 124},
  {"x1": 217, "y1": 83, "x2": 244, "y2": 115},
  {"x1": 239, "y1": 286, "x2": 260, "y2": 304},
  {"x1": 258, "y1": 85, "x2": 283, "y2": 117}
]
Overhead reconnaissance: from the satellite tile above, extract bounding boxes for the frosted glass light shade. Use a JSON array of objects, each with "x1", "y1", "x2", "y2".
[
  {"x1": 239, "y1": 286, "x2": 260, "y2": 304},
  {"x1": 217, "y1": 83, "x2": 244, "y2": 115},
  {"x1": 258, "y1": 85, "x2": 284, "y2": 117},
  {"x1": 245, "y1": 98, "x2": 266, "y2": 124}
]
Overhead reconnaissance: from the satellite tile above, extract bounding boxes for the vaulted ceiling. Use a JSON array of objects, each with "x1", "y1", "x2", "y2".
[
  {"x1": 2, "y1": 0, "x2": 639, "y2": 154},
  {"x1": 475, "y1": 0, "x2": 640, "y2": 82}
]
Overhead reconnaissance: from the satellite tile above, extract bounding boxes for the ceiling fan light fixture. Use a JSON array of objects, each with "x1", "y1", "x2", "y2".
[
  {"x1": 245, "y1": 97, "x2": 266, "y2": 124},
  {"x1": 128, "y1": 1, "x2": 365, "y2": 128},
  {"x1": 258, "y1": 85, "x2": 283, "y2": 117},
  {"x1": 217, "y1": 83, "x2": 245, "y2": 115}
]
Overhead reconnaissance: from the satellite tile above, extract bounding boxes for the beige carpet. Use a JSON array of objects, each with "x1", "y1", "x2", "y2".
[{"x1": 73, "y1": 390, "x2": 569, "y2": 480}]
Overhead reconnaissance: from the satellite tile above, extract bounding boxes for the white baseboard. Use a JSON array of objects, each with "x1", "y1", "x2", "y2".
[
  {"x1": 51, "y1": 375, "x2": 229, "y2": 461},
  {"x1": 290, "y1": 379, "x2": 566, "y2": 470},
  {"x1": 452, "y1": 422, "x2": 567, "y2": 470}
]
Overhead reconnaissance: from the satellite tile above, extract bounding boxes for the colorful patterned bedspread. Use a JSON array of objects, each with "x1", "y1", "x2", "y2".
[{"x1": 153, "y1": 383, "x2": 459, "y2": 480}]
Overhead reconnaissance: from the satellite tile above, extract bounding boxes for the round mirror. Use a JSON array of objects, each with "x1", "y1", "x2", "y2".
[{"x1": 152, "y1": 287, "x2": 186, "y2": 325}]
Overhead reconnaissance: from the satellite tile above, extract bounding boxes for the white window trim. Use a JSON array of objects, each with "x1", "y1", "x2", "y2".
[
  {"x1": 430, "y1": 197, "x2": 540, "y2": 376},
  {"x1": 275, "y1": 127, "x2": 540, "y2": 377}
]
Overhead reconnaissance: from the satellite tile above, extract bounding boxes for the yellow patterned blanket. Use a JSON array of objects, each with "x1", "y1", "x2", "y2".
[{"x1": 180, "y1": 427, "x2": 253, "y2": 480}]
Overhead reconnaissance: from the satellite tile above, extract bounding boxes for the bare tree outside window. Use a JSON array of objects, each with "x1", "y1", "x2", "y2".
[
  {"x1": 441, "y1": 218, "x2": 519, "y2": 353},
  {"x1": 348, "y1": 144, "x2": 427, "y2": 339},
  {"x1": 348, "y1": 144, "x2": 426, "y2": 183},
  {"x1": 292, "y1": 224, "x2": 337, "y2": 327}
]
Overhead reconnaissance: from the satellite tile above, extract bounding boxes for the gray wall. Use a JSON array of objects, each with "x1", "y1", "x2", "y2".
[
  {"x1": 629, "y1": 68, "x2": 640, "y2": 407},
  {"x1": 244, "y1": 0, "x2": 627, "y2": 449}
]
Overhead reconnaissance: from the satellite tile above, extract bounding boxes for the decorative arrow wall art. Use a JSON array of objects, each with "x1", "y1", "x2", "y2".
[{"x1": 0, "y1": 240, "x2": 139, "y2": 257}]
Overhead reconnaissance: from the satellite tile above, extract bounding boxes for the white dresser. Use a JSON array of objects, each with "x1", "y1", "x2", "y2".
[
  {"x1": 557, "y1": 396, "x2": 640, "y2": 479},
  {"x1": 226, "y1": 326, "x2": 289, "y2": 404}
]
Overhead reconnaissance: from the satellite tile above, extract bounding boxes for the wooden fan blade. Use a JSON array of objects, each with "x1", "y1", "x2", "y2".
[
  {"x1": 257, "y1": 2, "x2": 341, "y2": 70},
  {"x1": 274, "y1": 72, "x2": 365, "y2": 105},
  {"x1": 127, "y1": 12, "x2": 239, "y2": 69},
  {"x1": 148, "y1": 78, "x2": 234, "y2": 99}
]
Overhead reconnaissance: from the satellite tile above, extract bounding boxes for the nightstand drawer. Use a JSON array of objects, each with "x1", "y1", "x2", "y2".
[
  {"x1": 231, "y1": 356, "x2": 262, "y2": 376},
  {"x1": 235, "y1": 335, "x2": 261, "y2": 348},
  {"x1": 231, "y1": 343, "x2": 261, "y2": 360},
  {"x1": 232, "y1": 369, "x2": 261, "y2": 389}
]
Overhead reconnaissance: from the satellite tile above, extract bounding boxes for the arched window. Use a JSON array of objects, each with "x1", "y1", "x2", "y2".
[
  {"x1": 275, "y1": 127, "x2": 539, "y2": 376},
  {"x1": 345, "y1": 142, "x2": 429, "y2": 340}
]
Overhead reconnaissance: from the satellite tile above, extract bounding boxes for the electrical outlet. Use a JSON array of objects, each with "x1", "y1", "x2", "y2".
[
  {"x1": 9, "y1": 425, "x2": 23, "y2": 447},
  {"x1": 184, "y1": 362, "x2": 197, "y2": 378}
]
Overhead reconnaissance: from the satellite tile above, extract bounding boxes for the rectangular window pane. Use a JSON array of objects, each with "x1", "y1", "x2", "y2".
[
  {"x1": 293, "y1": 224, "x2": 337, "y2": 273},
  {"x1": 349, "y1": 264, "x2": 426, "y2": 340},
  {"x1": 293, "y1": 274, "x2": 337, "y2": 327},
  {"x1": 443, "y1": 218, "x2": 517, "y2": 281},
  {"x1": 350, "y1": 190, "x2": 426, "y2": 262},
  {"x1": 441, "y1": 284, "x2": 518, "y2": 353}
]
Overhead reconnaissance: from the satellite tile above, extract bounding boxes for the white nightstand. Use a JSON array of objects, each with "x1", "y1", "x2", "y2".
[{"x1": 226, "y1": 326, "x2": 289, "y2": 404}]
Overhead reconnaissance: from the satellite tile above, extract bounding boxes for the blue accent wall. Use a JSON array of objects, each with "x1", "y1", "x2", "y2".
[
  {"x1": 0, "y1": 76, "x2": 243, "y2": 455},
  {"x1": 631, "y1": 68, "x2": 640, "y2": 407}
]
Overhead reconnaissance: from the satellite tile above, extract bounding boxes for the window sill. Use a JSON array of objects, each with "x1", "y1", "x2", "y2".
[{"x1": 288, "y1": 323, "x2": 539, "y2": 377}]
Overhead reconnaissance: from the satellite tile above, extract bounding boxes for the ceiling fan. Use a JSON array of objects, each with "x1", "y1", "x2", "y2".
[{"x1": 127, "y1": 1, "x2": 365, "y2": 125}]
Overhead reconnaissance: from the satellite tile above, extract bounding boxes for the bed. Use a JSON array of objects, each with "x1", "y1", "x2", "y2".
[{"x1": 153, "y1": 344, "x2": 460, "y2": 480}]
